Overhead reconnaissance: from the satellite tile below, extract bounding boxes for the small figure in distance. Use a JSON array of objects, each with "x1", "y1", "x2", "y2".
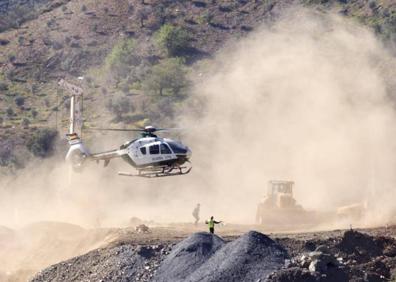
[
  {"x1": 205, "y1": 216, "x2": 222, "y2": 234},
  {"x1": 192, "y1": 203, "x2": 200, "y2": 226}
]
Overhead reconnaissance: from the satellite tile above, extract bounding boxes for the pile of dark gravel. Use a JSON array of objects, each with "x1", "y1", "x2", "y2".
[
  {"x1": 153, "y1": 231, "x2": 288, "y2": 282},
  {"x1": 31, "y1": 244, "x2": 171, "y2": 282},
  {"x1": 152, "y1": 232, "x2": 225, "y2": 281},
  {"x1": 31, "y1": 231, "x2": 288, "y2": 282}
]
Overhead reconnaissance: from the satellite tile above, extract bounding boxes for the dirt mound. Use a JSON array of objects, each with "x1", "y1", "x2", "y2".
[
  {"x1": 31, "y1": 244, "x2": 168, "y2": 282},
  {"x1": 153, "y1": 232, "x2": 225, "y2": 282},
  {"x1": 191, "y1": 231, "x2": 288, "y2": 282},
  {"x1": 337, "y1": 230, "x2": 385, "y2": 262},
  {"x1": 154, "y1": 231, "x2": 287, "y2": 282}
]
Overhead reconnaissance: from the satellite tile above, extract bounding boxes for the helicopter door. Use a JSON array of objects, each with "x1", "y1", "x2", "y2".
[{"x1": 148, "y1": 144, "x2": 162, "y2": 163}]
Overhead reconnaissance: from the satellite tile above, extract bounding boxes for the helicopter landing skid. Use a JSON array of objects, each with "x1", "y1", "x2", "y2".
[{"x1": 118, "y1": 166, "x2": 192, "y2": 178}]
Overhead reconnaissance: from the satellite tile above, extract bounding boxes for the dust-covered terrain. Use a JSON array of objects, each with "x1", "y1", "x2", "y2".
[{"x1": 2, "y1": 223, "x2": 392, "y2": 282}]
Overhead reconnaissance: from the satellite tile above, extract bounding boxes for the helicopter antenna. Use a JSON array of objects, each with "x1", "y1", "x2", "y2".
[{"x1": 58, "y1": 79, "x2": 83, "y2": 135}]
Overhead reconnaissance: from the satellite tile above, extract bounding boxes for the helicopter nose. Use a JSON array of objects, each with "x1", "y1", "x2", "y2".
[{"x1": 186, "y1": 147, "x2": 192, "y2": 159}]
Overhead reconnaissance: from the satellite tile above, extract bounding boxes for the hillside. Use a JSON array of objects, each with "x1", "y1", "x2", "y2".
[{"x1": 0, "y1": 0, "x2": 395, "y2": 173}]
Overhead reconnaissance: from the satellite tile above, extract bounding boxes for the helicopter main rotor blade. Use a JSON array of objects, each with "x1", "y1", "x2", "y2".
[
  {"x1": 85, "y1": 128, "x2": 144, "y2": 132},
  {"x1": 155, "y1": 128, "x2": 183, "y2": 131}
]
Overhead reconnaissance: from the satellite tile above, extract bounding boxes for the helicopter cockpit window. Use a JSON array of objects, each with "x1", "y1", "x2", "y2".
[
  {"x1": 167, "y1": 141, "x2": 187, "y2": 154},
  {"x1": 160, "y1": 144, "x2": 172, "y2": 154},
  {"x1": 149, "y1": 144, "x2": 159, "y2": 154},
  {"x1": 140, "y1": 147, "x2": 147, "y2": 155}
]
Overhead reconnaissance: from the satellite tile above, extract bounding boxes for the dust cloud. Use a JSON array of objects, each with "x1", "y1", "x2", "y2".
[
  {"x1": 182, "y1": 8, "x2": 396, "y2": 226},
  {"x1": 1, "y1": 8, "x2": 396, "y2": 235}
]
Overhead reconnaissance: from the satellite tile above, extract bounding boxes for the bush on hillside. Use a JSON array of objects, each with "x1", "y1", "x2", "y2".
[
  {"x1": 142, "y1": 58, "x2": 188, "y2": 97},
  {"x1": 14, "y1": 96, "x2": 25, "y2": 107},
  {"x1": 26, "y1": 128, "x2": 58, "y2": 158},
  {"x1": 0, "y1": 5, "x2": 40, "y2": 32},
  {"x1": 155, "y1": 24, "x2": 191, "y2": 57},
  {"x1": 21, "y1": 118, "x2": 30, "y2": 128},
  {"x1": 105, "y1": 39, "x2": 139, "y2": 79},
  {"x1": 0, "y1": 82, "x2": 8, "y2": 91},
  {"x1": 106, "y1": 96, "x2": 134, "y2": 121},
  {"x1": 6, "y1": 107, "x2": 14, "y2": 117}
]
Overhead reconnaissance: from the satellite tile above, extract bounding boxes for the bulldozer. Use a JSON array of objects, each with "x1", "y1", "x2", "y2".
[{"x1": 256, "y1": 180, "x2": 318, "y2": 229}]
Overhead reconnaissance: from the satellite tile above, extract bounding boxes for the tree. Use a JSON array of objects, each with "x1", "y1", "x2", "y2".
[
  {"x1": 143, "y1": 58, "x2": 188, "y2": 96},
  {"x1": 155, "y1": 24, "x2": 191, "y2": 57},
  {"x1": 136, "y1": 7, "x2": 150, "y2": 28},
  {"x1": 105, "y1": 39, "x2": 139, "y2": 78},
  {"x1": 26, "y1": 128, "x2": 58, "y2": 158},
  {"x1": 106, "y1": 96, "x2": 134, "y2": 121}
]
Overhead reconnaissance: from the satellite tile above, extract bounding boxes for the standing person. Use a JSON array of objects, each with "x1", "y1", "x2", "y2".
[
  {"x1": 192, "y1": 203, "x2": 200, "y2": 225},
  {"x1": 206, "y1": 216, "x2": 222, "y2": 234}
]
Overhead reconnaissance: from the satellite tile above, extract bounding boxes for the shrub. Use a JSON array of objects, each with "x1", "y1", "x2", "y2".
[
  {"x1": 8, "y1": 54, "x2": 16, "y2": 62},
  {"x1": 31, "y1": 109, "x2": 38, "y2": 118},
  {"x1": 142, "y1": 58, "x2": 188, "y2": 96},
  {"x1": 6, "y1": 107, "x2": 14, "y2": 117},
  {"x1": 369, "y1": 1, "x2": 377, "y2": 10},
  {"x1": 105, "y1": 39, "x2": 139, "y2": 78},
  {"x1": 155, "y1": 24, "x2": 191, "y2": 57},
  {"x1": 106, "y1": 39, "x2": 137, "y2": 68},
  {"x1": 21, "y1": 118, "x2": 30, "y2": 128},
  {"x1": 14, "y1": 96, "x2": 25, "y2": 107},
  {"x1": 0, "y1": 82, "x2": 8, "y2": 91},
  {"x1": 26, "y1": 128, "x2": 58, "y2": 158},
  {"x1": 106, "y1": 96, "x2": 134, "y2": 120},
  {"x1": 136, "y1": 7, "x2": 149, "y2": 28},
  {"x1": 81, "y1": 5, "x2": 87, "y2": 12},
  {"x1": 18, "y1": 36, "x2": 25, "y2": 45}
]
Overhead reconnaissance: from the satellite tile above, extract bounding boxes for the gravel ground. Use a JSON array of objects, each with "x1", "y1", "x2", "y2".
[{"x1": 16, "y1": 224, "x2": 396, "y2": 282}]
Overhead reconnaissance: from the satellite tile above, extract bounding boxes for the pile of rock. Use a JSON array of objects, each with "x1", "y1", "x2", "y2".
[{"x1": 269, "y1": 245, "x2": 348, "y2": 282}]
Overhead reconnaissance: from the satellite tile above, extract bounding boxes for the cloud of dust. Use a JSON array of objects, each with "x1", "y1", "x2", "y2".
[
  {"x1": 180, "y1": 8, "x2": 396, "y2": 227},
  {"x1": 2, "y1": 6, "x2": 396, "y2": 277},
  {"x1": 1, "y1": 7, "x2": 396, "y2": 240}
]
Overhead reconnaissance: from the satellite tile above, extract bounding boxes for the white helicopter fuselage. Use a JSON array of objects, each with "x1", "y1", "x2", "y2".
[{"x1": 123, "y1": 137, "x2": 186, "y2": 167}]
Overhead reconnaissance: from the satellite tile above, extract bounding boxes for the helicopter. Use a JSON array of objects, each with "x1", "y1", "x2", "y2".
[{"x1": 60, "y1": 79, "x2": 192, "y2": 178}]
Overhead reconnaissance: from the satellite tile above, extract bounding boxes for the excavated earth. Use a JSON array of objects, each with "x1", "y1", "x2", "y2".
[{"x1": 22, "y1": 224, "x2": 396, "y2": 282}]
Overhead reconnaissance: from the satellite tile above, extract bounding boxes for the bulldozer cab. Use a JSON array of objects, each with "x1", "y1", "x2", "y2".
[{"x1": 267, "y1": 180, "x2": 294, "y2": 197}]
